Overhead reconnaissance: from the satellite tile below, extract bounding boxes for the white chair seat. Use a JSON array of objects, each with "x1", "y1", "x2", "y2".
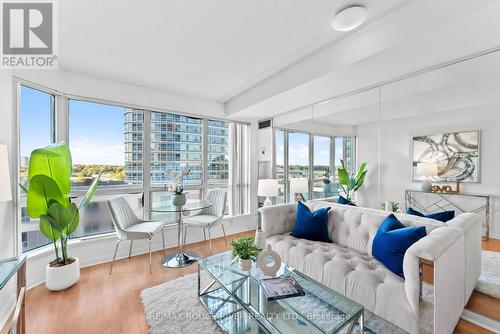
[
  {"x1": 124, "y1": 221, "x2": 163, "y2": 239},
  {"x1": 184, "y1": 215, "x2": 220, "y2": 227}
]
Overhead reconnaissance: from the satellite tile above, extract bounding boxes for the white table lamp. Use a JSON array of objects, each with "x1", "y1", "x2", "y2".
[
  {"x1": 0, "y1": 144, "x2": 12, "y2": 203},
  {"x1": 290, "y1": 178, "x2": 308, "y2": 202},
  {"x1": 417, "y1": 162, "x2": 438, "y2": 192},
  {"x1": 258, "y1": 179, "x2": 278, "y2": 207}
]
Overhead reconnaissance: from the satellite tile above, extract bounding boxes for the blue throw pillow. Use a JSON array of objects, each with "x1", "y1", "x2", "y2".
[
  {"x1": 338, "y1": 195, "x2": 356, "y2": 206},
  {"x1": 407, "y1": 207, "x2": 455, "y2": 223},
  {"x1": 372, "y1": 214, "x2": 427, "y2": 278},
  {"x1": 291, "y1": 201, "x2": 331, "y2": 242}
]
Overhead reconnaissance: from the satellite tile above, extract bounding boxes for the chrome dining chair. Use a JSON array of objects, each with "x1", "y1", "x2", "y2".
[
  {"x1": 107, "y1": 196, "x2": 165, "y2": 274},
  {"x1": 183, "y1": 189, "x2": 227, "y2": 255}
]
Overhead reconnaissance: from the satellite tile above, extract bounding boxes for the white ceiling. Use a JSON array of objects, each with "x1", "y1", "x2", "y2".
[
  {"x1": 58, "y1": 0, "x2": 411, "y2": 102},
  {"x1": 225, "y1": 0, "x2": 500, "y2": 121}
]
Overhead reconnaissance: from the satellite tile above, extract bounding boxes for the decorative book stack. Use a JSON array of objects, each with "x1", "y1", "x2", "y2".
[{"x1": 260, "y1": 276, "x2": 305, "y2": 301}]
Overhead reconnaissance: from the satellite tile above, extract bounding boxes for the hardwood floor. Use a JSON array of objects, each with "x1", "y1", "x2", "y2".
[
  {"x1": 6, "y1": 234, "x2": 499, "y2": 334},
  {"x1": 24, "y1": 231, "x2": 254, "y2": 334}
]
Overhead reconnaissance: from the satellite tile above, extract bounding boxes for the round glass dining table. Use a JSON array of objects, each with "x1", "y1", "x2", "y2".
[{"x1": 146, "y1": 199, "x2": 214, "y2": 268}]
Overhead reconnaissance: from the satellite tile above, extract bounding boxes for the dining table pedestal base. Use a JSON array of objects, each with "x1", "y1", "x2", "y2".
[{"x1": 161, "y1": 250, "x2": 199, "y2": 268}]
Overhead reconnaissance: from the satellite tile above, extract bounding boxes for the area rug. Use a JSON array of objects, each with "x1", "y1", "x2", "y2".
[
  {"x1": 141, "y1": 273, "x2": 432, "y2": 334},
  {"x1": 476, "y1": 250, "x2": 500, "y2": 299}
]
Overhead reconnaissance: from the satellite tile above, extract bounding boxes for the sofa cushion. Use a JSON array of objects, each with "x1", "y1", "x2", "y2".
[
  {"x1": 407, "y1": 207, "x2": 455, "y2": 222},
  {"x1": 372, "y1": 214, "x2": 427, "y2": 278},
  {"x1": 290, "y1": 201, "x2": 331, "y2": 242}
]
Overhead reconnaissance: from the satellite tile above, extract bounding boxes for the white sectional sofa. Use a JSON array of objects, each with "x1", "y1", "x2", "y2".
[{"x1": 260, "y1": 201, "x2": 481, "y2": 334}]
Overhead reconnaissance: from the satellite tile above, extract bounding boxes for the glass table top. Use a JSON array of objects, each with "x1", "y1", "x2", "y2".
[
  {"x1": 146, "y1": 199, "x2": 213, "y2": 212},
  {"x1": 199, "y1": 252, "x2": 363, "y2": 334},
  {"x1": 0, "y1": 256, "x2": 26, "y2": 289}
]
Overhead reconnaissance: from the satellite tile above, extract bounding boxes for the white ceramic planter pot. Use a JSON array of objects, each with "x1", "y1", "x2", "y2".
[
  {"x1": 46, "y1": 257, "x2": 80, "y2": 291},
  {"x1": 239, "y1": 258, "x2": 252, "y2": 271}
]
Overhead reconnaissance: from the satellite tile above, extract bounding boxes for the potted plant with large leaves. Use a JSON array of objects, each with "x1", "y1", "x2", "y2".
[
  {"x1": 22, "y1": 143, "x2": 100, "y2": 291},
  {"x1": 337, "y1": 159, "x2": 367, "y2": 204}
]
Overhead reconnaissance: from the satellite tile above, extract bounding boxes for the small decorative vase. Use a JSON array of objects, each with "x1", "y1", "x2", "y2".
[
  {"x1": 257, "y1": 245, "x2": 281, "y2": 277},
  {"x1": 239, "y1": 258, "x2": 252, "y2": 271},
  {"x1": 46, "y1": 257, "x2": 80, "y2": 291},
  {"x1": 172, "y1": 193, "x2": 186, "y2": 206},
  {"x1": 323, "y1": 183, "x2": 331, "y2": 193},
  {"x1": 254, "y1": 229, "x2": 266, "y2": 250}
]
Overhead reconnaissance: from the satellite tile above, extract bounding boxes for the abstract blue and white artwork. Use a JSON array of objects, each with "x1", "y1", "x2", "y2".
[{"x1": 412, "y1": 130, "x2": 480, "y2": 183}]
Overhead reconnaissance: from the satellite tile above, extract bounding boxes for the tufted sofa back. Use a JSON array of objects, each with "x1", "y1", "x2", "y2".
[
  {"x1": 261, "y1": 200, "x2": 445, "y2": 256},
  {"x1": 312, "y1": 201, "x2": 445, "y2": 255}
]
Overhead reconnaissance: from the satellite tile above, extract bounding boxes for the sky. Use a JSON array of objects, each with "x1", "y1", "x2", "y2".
[
  {"x1": 20, "y1": 86, "x2": 126, "y2": 165},
  {"x1": 69, "y1": 100, "x2": 125, "y2": 165},
  {"x1": 276, "y1": 130, "x2": 344, "y2": 167},
  {"x1": 20, "y1": 86, "x2": 53, "y2": 158}
]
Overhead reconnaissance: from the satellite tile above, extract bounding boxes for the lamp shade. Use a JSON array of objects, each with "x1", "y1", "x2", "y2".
[
  {"x1": 258, "y1": 179, "x2": 278, "y2": 197},
  {"x1": 417, "y1": 162, "x2": 438, "y2": 177},
  {"x1": 289, "y1": 178, "x2": 308, "y2": 194},
  {"x1": 0, "y1": 144, "x2": 12, "y2": 202}
]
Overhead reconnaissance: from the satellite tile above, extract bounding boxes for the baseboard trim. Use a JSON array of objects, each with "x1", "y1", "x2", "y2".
[{"x1": 461, "y1": 309, "x2": 500, "y2": 333}]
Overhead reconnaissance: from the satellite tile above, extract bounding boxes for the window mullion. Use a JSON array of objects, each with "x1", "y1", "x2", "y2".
[
  {"x1": 284, "y1": 131, "x2": 289, "y2": 203},
  {"x1": 202, "y1": 119, "x2": 208, "y2": 199},
  {"x1": 55, "y1": 95, "x2": 68, "y2": 143},
  {"x1": 143, "y1": 110, "x2": 151, "y2": 219}
]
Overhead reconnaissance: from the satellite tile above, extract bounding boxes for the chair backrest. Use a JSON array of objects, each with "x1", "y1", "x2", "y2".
[
  {"x1": 107, "y1": 197, "x2": 140, "y2": 238},
  {"x1": 201, "y1": 189, "x2": 227, "y2": 218}
]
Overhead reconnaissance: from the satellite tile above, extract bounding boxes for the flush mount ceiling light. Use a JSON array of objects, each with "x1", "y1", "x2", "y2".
[{"x1": 331, "y1": 6, "x2": 367, "y2": 32}]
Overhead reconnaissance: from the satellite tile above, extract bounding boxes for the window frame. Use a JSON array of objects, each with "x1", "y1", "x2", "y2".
[
  {"x1": 16, "y1": 83, "x2": 57, "y2": 253},
  {"x1": 14, "y1": 79, "x2": 249, "y2": 254}
]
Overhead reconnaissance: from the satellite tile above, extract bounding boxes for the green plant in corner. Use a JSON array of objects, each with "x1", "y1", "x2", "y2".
[
  {"x1": 22, "y1": 143, "x2": 100, "y2": 266},
  {"x1": 337, "y1": 159, "x2": 367, "y2": 203},
  {"x1": 230, "y1": 236, "x2": 260, "y2": 261}
]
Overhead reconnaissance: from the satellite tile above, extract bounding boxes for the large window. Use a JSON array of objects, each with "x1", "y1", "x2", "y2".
[
  {"x1": 17, "y1": 84, "x2": 250, "y2": 252},
  {"x1": 150, "y1": 112, "x2": 203, "y2": 186},
  {"x1": 68, "y1": 100, "x2": 144, "y2": 238},
  {"x1": 69, "y1": 100, "x2": 143, "y2": 187},
  {"x1": 19, "y1": 86, "x2": 55, "y2": 252},
  {"x1": 207, "y1": 120, "x2": 230, "y2": 188},
  {"x1": 274, "y1": 128, "x2": 356, "y2": 203}
]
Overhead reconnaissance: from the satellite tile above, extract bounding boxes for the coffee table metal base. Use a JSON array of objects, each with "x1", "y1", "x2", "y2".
[{"x1": 161, "y1": 251, "x2": 199, "y2": 268}]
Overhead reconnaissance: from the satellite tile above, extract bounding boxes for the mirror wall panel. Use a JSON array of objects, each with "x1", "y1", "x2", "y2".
[
  {"x1": 311, "y1": 87, "x2": 380, "y2": 202},
  {"x1": 375, "y1": 50, "x2": 500, "y2": 237}
]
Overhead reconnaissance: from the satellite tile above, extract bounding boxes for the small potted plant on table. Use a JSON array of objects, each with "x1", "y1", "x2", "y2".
[{"x1": 230, "y1": 236, "x2": 260, "y2": 271}]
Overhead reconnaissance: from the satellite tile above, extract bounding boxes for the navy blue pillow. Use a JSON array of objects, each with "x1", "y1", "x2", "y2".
[
  {"x1": 338, "y1": 195, "x2": 356, "y2": 206},
  {"x1": 372, "y1": 214, "x2": 427, "y2": 278},
  {"x1": 291, "y1": 201, "x2": 331, "y2": 242},
  {"x1": 407, "y1": 207, "x2": 455, "y2": 223}
]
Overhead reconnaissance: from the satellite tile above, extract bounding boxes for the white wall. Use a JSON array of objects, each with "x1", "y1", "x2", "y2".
[
  {"x1": 357, "y1": 104, "x2": 500, "y2": 238},
  {"x1": 0, "y1": 70, "x2": 16, "y2": 331}
]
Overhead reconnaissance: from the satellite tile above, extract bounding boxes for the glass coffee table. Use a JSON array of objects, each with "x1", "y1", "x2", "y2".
[{"x1": 198, "y1": 252, "x2": 364, "y2": 334}]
